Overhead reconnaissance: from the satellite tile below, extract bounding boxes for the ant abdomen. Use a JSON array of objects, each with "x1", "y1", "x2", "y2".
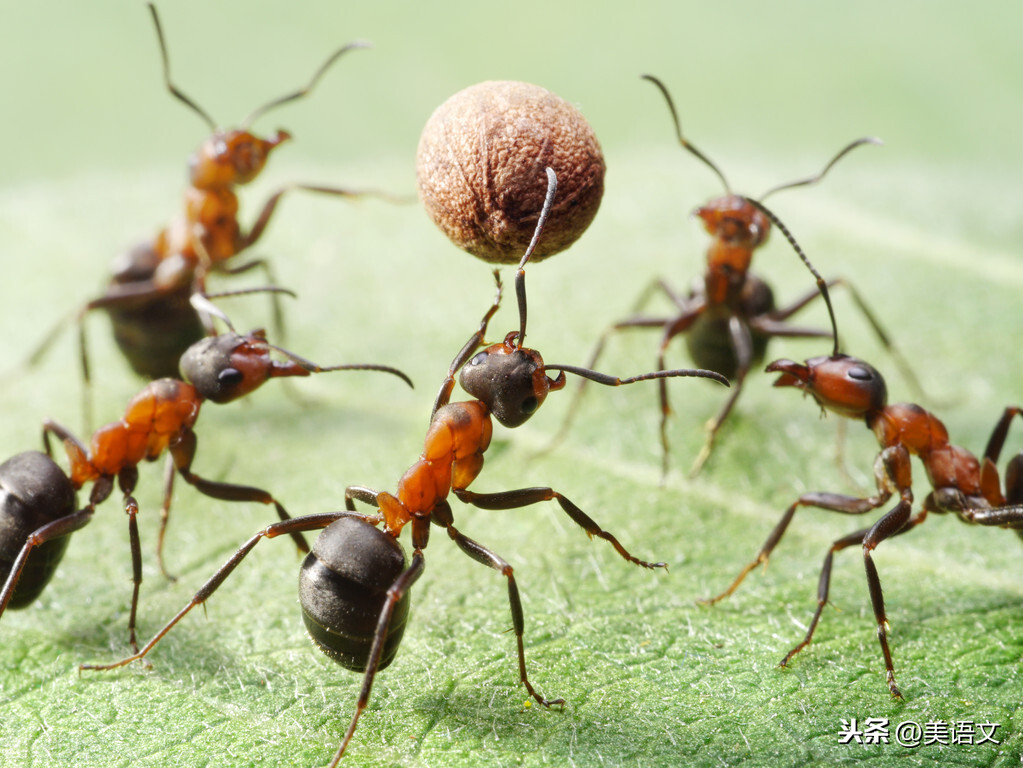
[
  {"x1": 0, "y1": 452, "x2": 77, "y2": 608},
  {"x1": 105, "y1": 243, "x2": 205, "y2": 380},
  {"x1": 298, "y1": 517, "x2": 411, "y2": 672},
  {"x1": 686, "y1": 275, "x2": 775, "y2": 379}
]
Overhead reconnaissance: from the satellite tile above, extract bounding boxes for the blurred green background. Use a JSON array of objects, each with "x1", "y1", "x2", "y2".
[{"x1": 1, "y1": 1, "x2": 1022, "y2": 766}]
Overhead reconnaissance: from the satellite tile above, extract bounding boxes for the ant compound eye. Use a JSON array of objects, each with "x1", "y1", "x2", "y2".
[
  {"x1": 521, "y1": 396, "x2": 539, "y2": 415},
  {"x1": 848, "y1": 366, "x2": 873, "y2": 381},
  {"x1": 470, "y1": 352, "x2": 487, "y2": 366},
  {"x1": 218, "y1": 368, "x2": 244, "y2": 388}
]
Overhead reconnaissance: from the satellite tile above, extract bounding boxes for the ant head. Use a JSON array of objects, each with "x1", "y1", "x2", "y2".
[
  {"x1": 179, "y1": 330, "x2": 273, "y2": 403},
  {"x1": 767, "y1": 354, "x2": 887, "y2": 419},
  {"x1": 459, "y1": 332, "x2": 566, "y2": 427},
  {"x1": 148, "y1": 3, "x2": 366, "y2": 188},
  {"x1": 189, "y1": 129, "x2": 291, "y2": 189},
  {"x1": 694, "y1": 196, "x2": 770, "y2": 248}
]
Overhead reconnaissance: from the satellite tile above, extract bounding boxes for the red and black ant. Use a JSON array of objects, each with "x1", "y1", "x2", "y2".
[
  {"x1": 0, "y1": 303, "x2": 411, "y2": 653},
  {"x1": 701, "y1": 200, "x2": 1023, "y2": 698},
  {"x1": 25, "y1": 3, "x2": 388, "y2": 420},
  {"x1": 79, "y1": 168, "x2": 728, "y2": 765},
  {"x1": 548, "y1": 74, "x2": 920, "y2": 477}
]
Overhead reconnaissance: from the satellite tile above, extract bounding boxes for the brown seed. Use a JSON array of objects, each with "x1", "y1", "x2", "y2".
[{"x1": 416, "y1": 80, "x2": 605, "y2": 264}]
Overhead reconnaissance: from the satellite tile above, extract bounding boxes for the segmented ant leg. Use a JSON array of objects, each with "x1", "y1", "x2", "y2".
[
  {"x1": 330, "y1": 548, "x2": 425, "y2": 767},
  {"x1": 0, "y1": 507, "x2": 95, "y2": 620},
  {"x1": 432, "y1": 500, "x2": 564, "y2": 709},
  {"x1": 342, "y1": 485, "x2": 387, "y2": 527},
  {"x1": 653, "y1": 316, "x2": 699, "y2": 479},
  {"x1": 157, "y1": 454, "x2": 177, "y2": 581},
  {"x1": 699, "y1": 489, "x2": 894, "y2": 606},
  {"x1": 79, "y1": 512, "x2": 352, "y2": 673},
  {"x1": 688, "y1": 315, "x2": 753, "y2": 477},
  {"x1": 629, "y1": 277, "x2": 691, "y2": 314},
  {"x1": 124, "y1": 495, "x2": 143, "y2": 654},
  {"x1": 982, "y1": 407, "x2": 1023, "y2": 464},
  {"x1": 454, "y1": 487, "x2": 666, "y2": 570},
  {"x1": 76, "y1": 310, "x2": 94, "y2": 432},
  {"x1": 780, "y1": 510, "x2": 926, "y2": 671},
  {"x1": 1006, "y1": 455, "x2": 1023, "y2": 509},
  {"x1": 860, "y1": 496, "x2": 915, "y2": 699},
  {"x1": 240, "y1": 184, "x2": 403, "y2": 253},
  {"x1": 962, "y1": 502, "x2": 1023, "y2": 530},
  {"x1": 432, "y1": 272, "x2": 503, "y2": 418},
  {"x1": 169, "y1": 429, "x2": 310, "y2": 554}
]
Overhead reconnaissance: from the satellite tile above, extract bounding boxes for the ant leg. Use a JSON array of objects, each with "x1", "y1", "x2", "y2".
[
  {"x1": 780, "y1": 508, "x2": 925, "y2": 673},
  {"x1": 169, "y1": 430, "x2": 309, "y2": 554},
  {"x1": 124, "y1": 495, "x2": 144, "y2": 654},
  {"x1": 330, "y1": 549, "x2": 425, "y2": 767},
  {"x1": 79, "y1": 512, "x2": 354, "y2": 673},
  {"x1": 432, "y1": 273, "x2": 504, "y2": 418},
  {"x1": 688, "y1": 316, "x2": 753, "y2": 477},
  {"x1": 157, "y1": 454, "x2": 177, "y2": 581},
  {"x1": 629, "y1": 277, "x2": 691, "y2": 314},
  {"x1": 344, "y1": 486, "x2": 404, "y2": 533},
  {"x1": 860, "y1": 497, "x2": 915, "y2": 698},
  {"x1": 454, "y1": 487, "x2": 666, "y2": 570},
  {"x1": 433, "y1": 501, "x2": 564, "y2": 709},
  {"x1": 0, "y1": 507, "x2": 95, "y2": 620},
  {"x1": 240, "y1": 184, "x2": 402, "y2": 253},
  {"x1": 700, "y1": 488, "x2": 895, "y2": 605},
  {"x1": 982, "y1": 407, "x2": 1023, "y2": 464},
  {"x1": 962, "y1": 501, "x2": 1023, "y2": 530}
]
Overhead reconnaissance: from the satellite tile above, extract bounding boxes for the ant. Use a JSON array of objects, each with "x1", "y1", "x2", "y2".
[
  {"x1": 79, "y1": 168, "x2": 728, "y2": 765},
  {"x1": 548, "y1": 74, "x2": 920, "y2": 478},
  {"x1": 0, "y1": 299, "x2": 412, "y2": 654},
  {"x1": 24, "y1": 3, "x2": 387, "y2": 421},
  {"x1": 700, "y1": 201, "x2": 1023, "y2": 698}
]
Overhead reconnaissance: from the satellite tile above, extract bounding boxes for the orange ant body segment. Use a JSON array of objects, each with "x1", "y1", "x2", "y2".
[
  {"x1": 80, "y1": 168, "x2": 727, "y2": 765},
  {"x1": 702, "y1": 203, "x2": 1023, "y2": 698},
  {"x1": 548, "y1": 74, "x2": 920, "y2": 477}
]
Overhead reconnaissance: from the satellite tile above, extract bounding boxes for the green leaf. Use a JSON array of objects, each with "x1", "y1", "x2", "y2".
[{"x1": 2, "y1": 2, "x2": 1022, "y2": 767}]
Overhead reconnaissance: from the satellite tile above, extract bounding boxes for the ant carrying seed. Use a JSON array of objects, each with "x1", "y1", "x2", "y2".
[
  {"x1": 79, "y1": 168, "x2": 727, "y2": 765},
  {"x1": 546, "y1": 74, "x2": 921, "y2": 478},
  {"x1": 0, "y1": 297, "x2": 411, "y2": 653},
  {"x1": 701, "y1": 199, "x2": 1023, "y2": 698},
  {"x1": 20, "y1": 3, "x2": 392, "y2": 425}
]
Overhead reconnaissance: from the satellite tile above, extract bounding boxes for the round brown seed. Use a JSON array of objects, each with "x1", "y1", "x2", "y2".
[{"x1": 416, "y1": 80, "x2": 605, "y2": 264}]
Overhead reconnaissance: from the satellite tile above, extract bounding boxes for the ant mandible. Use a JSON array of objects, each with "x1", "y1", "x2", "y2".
[
  {"x1": 0, "y1": 301, "x2": 411, "y2": 654},
  {"x1": 80, "y1": 168, "x2": 728, "y2": 765},
  {"x1": 549, "y1": 74, "x2": 920, "y2": 477},
  {"x1": 701, "y1": 201, "x2": 1023, "y2": 698},
  {"x1": 25, "y1": 3, "x2": 386, "y2": 421}
]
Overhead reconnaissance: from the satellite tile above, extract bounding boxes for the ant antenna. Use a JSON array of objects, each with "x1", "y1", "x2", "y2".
[
  {"x1": 641, "y1": 75, "x2": 731, "y2": 194},
  {"x1": 759, "y1": 137, "x2": 882, "y2": 200},
  {"x1": 147, "y1": 3, "x2": 218, "y2": 132},
  {"x1": 267, "y1": 342, "x2": 413, "y2": 387},
  {"x1": 513, "y1": 167, "x2": 558, "y2": 349},
  {"x1": 543, "y1": 363, "x2": 728, "y2": 389},
  {"x1": 241, "y1": 41, "x2": 371, "y2": 129},
  {"x1": 744, "y1": 198, "x2": 840, "y2": 357}
]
